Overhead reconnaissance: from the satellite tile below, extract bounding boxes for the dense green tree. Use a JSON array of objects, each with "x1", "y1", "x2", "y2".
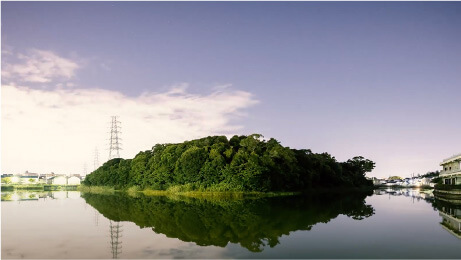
[
  {"x1": 84, "y1": 134, "x2": 375, "y2": 191},
  {"x1": 1, "y1": 177, "x2": 12, "y2": 184},
  {"x1": 174, "y1": 146, "x2": 208, "y2": 184},
  {"x1": 129, "y1": 151, "x2": 152, "y2": 186}
]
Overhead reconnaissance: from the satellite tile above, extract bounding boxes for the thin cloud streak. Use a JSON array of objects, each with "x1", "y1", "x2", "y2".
[{"x1": 2, "y1": 49, "x2": 79, "y2": 83}]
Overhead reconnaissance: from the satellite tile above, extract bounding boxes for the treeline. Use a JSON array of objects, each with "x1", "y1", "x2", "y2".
[{"x1": 83, "y1": 134, "x2": 375, "y2": 191}]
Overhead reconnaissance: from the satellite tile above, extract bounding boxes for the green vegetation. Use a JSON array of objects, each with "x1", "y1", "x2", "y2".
[
  {"x1": 83, "y1": 191, "x2": 374, "y2": 252},
  {"x1": 83, "y1": 134, "x2": 375, "y2": 192},
  {"x1": 1, "y1": 185, "x2": 14, "y2": 191},
  {"x1": 421, "y1": 171, "x2": 440, "y2": 178},
  {"x1": 1, "y1": 177, "x2": 12, "y2": 184},
  {"x1": 0, "y1": 184, "x2": 79, "y2": 191},
  {"x1": 1, "y1": 193, "x2": 13, "y2": 201},
  {"x1": 11, "y1": 184, "x2": 46, "y2": 190},
  {"x1": 432, "y1": 177, "x2": 442, "y2": 184},
  {"x1": 43, "y1": 185, "x2": 79, "y2": 191},
  {"x1": 77, "y1": 185, "x2": 115, "y2": 194}
]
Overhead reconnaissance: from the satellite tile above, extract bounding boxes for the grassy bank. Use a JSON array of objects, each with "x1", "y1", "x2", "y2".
[
  {"x1": 79, "y1": 184, "x2": 300, "y2": 198},
  {"x1": 1, "y1": 184, "x2": 80, "y2": 191},
  {"x1": 77, "y1": 185, "x2": 115, "y2": 194},
  {"x1": 141, "y1": 189, "x2": 300, "y2": 199},
  {"x1": 80, "y1": 183, "x2": 373, "y2": 199}
]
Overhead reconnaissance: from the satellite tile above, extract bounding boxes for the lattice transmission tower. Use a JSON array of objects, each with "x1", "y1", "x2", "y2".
[
  {"x1": 108, "y1": 116, "x2": 122, "y2": 160},
  {"x1": 94, "y1": 147, "x2": 100, "y2": 171},
  {"x1": 109, "y1": 220, "x2": 123, "y2": 259}
]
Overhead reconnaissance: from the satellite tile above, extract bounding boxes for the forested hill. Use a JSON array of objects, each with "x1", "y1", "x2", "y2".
[{"x1": 83, "y1": 134, "x2": 375, "y2": 191}]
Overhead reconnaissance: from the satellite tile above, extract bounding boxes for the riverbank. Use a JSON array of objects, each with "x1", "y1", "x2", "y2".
[
  {"x1": 78, "y1": 185, "x2": 301, "y2": 198},
  {"x1": 374, "y1": 184, "x2": 434, "y2": 190},
  {"x1": 1, "y1": 184, "x2": 80, "y2": 191},
  {"x1": 78, "y1": 184, "x2": 373, "y2": 199}
]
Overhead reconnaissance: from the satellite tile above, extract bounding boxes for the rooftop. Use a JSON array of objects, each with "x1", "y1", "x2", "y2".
[{"x1": 440, "y1": 153, "x2": 461, "y2": 165}]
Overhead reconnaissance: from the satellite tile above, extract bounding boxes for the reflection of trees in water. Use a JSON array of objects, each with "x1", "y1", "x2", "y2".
[{"x1": 83, "y1": 192, "x2": 374, "y2": 252}]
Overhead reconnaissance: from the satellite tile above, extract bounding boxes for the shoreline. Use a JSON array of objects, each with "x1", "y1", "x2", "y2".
[
  {"x1": 1, "y1": 184, "x2": 80, "y2": 191},
  {"x1": 77, "y1": 185, "x2": 374, "y2": 198},
  {"x1": 373, "y1": 184, "x2": 434, "y2": 190}
]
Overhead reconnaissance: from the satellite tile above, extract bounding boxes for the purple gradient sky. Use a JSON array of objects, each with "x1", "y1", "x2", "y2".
[{"x1": 2, "y1": 2, "x2": 461, "y2": 178}]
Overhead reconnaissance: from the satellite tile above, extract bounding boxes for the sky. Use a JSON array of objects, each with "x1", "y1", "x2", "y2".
[{"x1": 1, "y1": 2, "x2": 461, "y2": 178}]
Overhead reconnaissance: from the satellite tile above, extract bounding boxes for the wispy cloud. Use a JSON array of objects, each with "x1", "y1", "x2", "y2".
[
  {"x1": 1, "y1": 50, "x2": 258, "y2": 175},
  {"x1": 2, "y1": 49, "x2": 79, "y2": 83}
]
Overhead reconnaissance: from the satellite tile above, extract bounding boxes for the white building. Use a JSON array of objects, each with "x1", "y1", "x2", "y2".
[
  {"x1": 47, "y1": 175, "x2": 68, "y2": 185},
  {"x1": 11, "y1": 175, "x2": 21, "y2": 184},
  {"x1": 440, "y1": 154, "x2": 461, "y2": 185},
  {"x1": 67, "y1": 176, "x2": 81, "y2": 185}
]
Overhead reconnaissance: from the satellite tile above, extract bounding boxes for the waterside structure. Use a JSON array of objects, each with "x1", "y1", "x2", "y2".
[
  {"x1": 439, "y1": 205, "x2": 461, "y2": 239},
  {"x1": 440, "y1": 153, "x2": 461, "y2": 185}
]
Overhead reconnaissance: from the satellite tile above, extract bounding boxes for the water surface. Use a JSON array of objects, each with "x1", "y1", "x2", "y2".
[{"x1": 2, "y1": 189, "x2": 460, "y2": 259}]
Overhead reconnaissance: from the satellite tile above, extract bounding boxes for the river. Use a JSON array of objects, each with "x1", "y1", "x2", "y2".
[{"x1": 1, "y1": 189, "x2": 460, "y2": 259}]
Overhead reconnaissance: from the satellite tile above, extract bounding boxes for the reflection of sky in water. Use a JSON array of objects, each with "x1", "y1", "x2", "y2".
[
  {"x1": 2, "y1": 191, "x2": 229, "y2": 259},
  {"x1": 2, "y1": 190, "x2": 461, "y2": 259},
  {"x1": 226, "y1": 191, "x2": 453, "y2": 259}
]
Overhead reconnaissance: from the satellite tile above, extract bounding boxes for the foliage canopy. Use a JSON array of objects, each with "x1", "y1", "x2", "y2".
[{"x1": 83, "y1": 134, "x2": 374, "y2": 191}]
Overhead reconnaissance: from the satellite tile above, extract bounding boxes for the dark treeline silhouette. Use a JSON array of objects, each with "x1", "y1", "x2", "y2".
[
  {"x1": 83, "y1": 191, "x2": 374, "y2": 252},
  {"x1": 83, "y1": 134, "x2": 375, "y2": 191}
]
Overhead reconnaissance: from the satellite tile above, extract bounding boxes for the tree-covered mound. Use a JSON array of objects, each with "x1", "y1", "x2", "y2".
[{"x1": 83, "y1": 134, "x2": 375, "y2": 191}]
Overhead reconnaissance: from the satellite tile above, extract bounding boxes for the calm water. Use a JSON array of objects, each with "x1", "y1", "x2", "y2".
[{"x1": 2, "y1": 189, "x2": 461, "y2": 259}]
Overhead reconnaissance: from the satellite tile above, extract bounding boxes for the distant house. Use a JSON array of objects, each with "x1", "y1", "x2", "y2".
[
  {"x1": 20, "y1": 172, "x2": 39, "y2": 184},
  {"x1": 38, "y1": 175, "x2": 47, "y2": 183},
  {"x1": 67, "y1": 176, "x2": 81, "y2": 185},
  {"x1": 47, "y1": 175, "x2": 67, "y2": 185},
  {"x1": 370, "y1": 177, "x2": 386, "y2": 185},
  {"x1": 10, "y1": 175, "x2": 21, "y2": 184},
  {"x1": 421, "y1": 177, "x2": 433, "y2": 186}
]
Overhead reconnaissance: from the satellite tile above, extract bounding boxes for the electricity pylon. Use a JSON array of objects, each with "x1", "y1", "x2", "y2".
[
  {"x1": 108, "y1": 116, "x2": 122, "y2": 160},
  {"x1": 94, "y1": 147, "x2": 100, "y2": 171}
]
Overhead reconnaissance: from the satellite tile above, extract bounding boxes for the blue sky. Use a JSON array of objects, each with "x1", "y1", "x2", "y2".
[{"x1": 2, "y1": 2, "x2": 461, "y2": 178}]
